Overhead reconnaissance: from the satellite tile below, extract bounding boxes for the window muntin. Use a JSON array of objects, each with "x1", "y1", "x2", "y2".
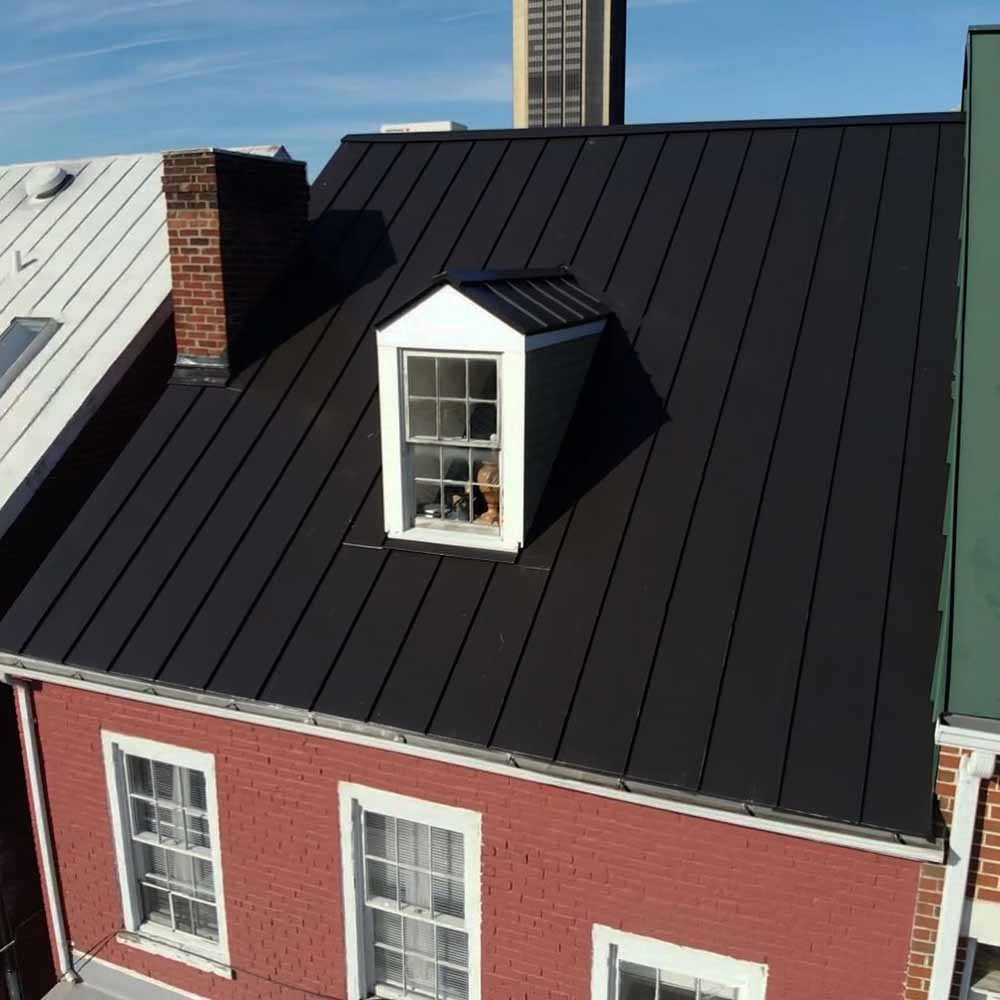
[
  {"x1": 0, "y1": 317, "x2": 59, "y2": 397},
  {"x1": 362, "y1": 811, "x2": 469, "y2": 999},
  {"x1": 404, "y1": 352, "x2": 501, "y2": 534},
  {"x1": 123, "y1": 754, "x2": 219, "y2": 944}
]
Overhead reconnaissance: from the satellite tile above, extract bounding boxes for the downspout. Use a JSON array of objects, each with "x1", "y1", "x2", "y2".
[
  {"x1": 929, "y1": 747, "x2": 996, "y2": 1000},
  {"x1": 10, "y1": 681, "x2": 78, "y2": 983}
]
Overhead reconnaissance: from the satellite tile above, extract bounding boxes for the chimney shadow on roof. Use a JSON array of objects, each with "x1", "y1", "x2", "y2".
[
  {"x1": 523, "y1": 318, "x2": 666, "y2": 550},
  {"x1": 229, "y1": 210, "x2": 396, "y2": 378}
]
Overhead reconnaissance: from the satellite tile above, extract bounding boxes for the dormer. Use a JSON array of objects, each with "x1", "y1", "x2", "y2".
[{"x1": 376, "y1": 268, "x2": 607, "y2": 557}]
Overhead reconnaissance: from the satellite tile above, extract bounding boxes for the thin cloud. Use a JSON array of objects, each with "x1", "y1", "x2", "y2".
[
  {"x1": 438, "y1": 7, "x2": 502, "y2": 23},
  {"x1": 16, "y1": 0, "x2": 196, "y2": 29},
  {"x1": 630, "y1": 0, "x2": 695, "y2": 6},
  {"x1": 0, "y1": 35, "x2": 190, "y2": 76}
]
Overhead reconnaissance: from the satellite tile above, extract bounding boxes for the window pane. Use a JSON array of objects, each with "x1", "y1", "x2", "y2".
[
  {"x1": 409, "y1": 398, "x2": 437, "y2": 438},
  {"x1": 440, "y1": 400, "x2": 467, "y2": 439},
  {"x1": 126, "y1": 755, "x2": 152, "y2": 796},
  {"x1": 700, "y1": 982, "x2": 738, "y2": 999},
  {"x1": 152, "y1": 761, "x2": 178, "y2": 804},
  {"x1": 432, "y1": 875, "x2": 465, "y2": 920},
  {"x1": 173, "y1": 895, "x2": 194, "y2": 935},
  {"x1": 404, "y1": 953, "x2": 436, "y2": 997},
  {"x1": 439, "y1": 965, "x2": 470, "y2": 1000},
  {"x1": 184, "y1": 769, "x2": 207, "y2": 811},
  {"x1": 186, "y1": 812, "x2": 212, "y2": 851},
  {"x1": 136, "y1": 844, "x2": 170, "y2": 885},
  {"x1": 437, "y1": 926, "x2": 468, "y2": 966},
  {"x1": 140, "y1": 885, "x2": 172, "y2": 927},
  {"x1": 404, "y1": 916, "x2": 435, "y2": 959},
  {"x1": 438, "y1": 357, "x2": 466, "y2": 398},
  {"x1": 431, "y1": 828, "x2": 464, "y2": 878},
  {"x1": 0, "y1": 320, "x2": 45, "y2": 383},
  {"x1": 413, "y1": 446, "x2": 441, "y2": 480},
  {"x1": 375, "y1": 947, "x2": 404, "y2": 989},
  {"x1": 444, "y1": 486, "x2": 472, "y2": 523},
  {"x1": 408, "y1": 356, "x2": 436, "y2": 396},
  {"x1": 468, "y1": 359, "x2": 497, "y2": 400},
  {"x1": 618, "y1": 963, "x2": 659, "y2": 1000},
  {"x1": 441, "y1": 447, "x2": 469, "y2": 484},
  {"x1": 656, "y1": 967, "x2": 699, "y2": 1000},
  {"x1": 399, "y1": 868, "x2": 431, "y2": 914},
  {"x1": 367, "y1": 858, "x2": 398, "y2": 903},
  {"x1": 365, "y1": 812, "x2": 397, "y2": 861},
  {"x1": 469, "y1": 402, "x2": 497, "y2": 442},
  {"x1": 192, "y1": 901, "x2": 219, "y2": 942},
  {"x1": 192, "y1": 857, "x2": 216, "y2": 901},
  {"x1": 415, "y1": 482, "x2": 443, "y2": 521},
  {"x1": 373, "y1": 909, "x2": 402, "y2": 949},
  {"x1": 472, "y1": 451, "x2": 501, "y2": 527},
  {"x1": 397, "y1": 820, "x2": 430, "y2": 869}
]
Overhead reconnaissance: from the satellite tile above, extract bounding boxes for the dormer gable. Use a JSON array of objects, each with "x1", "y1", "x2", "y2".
[{"x1": 375, "y1": 268, "x2": 607, "y2": 556}]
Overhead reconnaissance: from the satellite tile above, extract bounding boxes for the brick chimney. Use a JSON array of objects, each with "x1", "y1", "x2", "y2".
[{"x1": 162, "y1": 148, "x2": 308, "y2": 384}]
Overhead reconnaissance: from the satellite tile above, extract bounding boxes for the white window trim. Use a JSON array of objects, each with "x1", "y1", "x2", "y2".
[
  {"x1": 101, "y1": 731, "x2": 232, "y2": 977},
  {"x1": 339, "y1": 782, "x2": 482, "y2": 1000},
  {"x1": 591, "y1": 925, "x2": 768, "y2": 1000}
]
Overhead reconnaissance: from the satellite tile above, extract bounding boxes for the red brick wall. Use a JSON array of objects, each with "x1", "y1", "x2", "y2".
[
  {"x1": 903, "y1": 747, "x2": 1000, "y2": 999},
  {"x1": 22, "y1": 683, "x2": 924, "y2": 1000},
  {"x1": 163, "y1": 150, "x2": 307, "y2": 367}
]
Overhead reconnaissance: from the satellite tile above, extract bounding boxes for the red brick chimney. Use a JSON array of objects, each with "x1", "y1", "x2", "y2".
[{"x1": 162, "y1": 148, "x2": 308, "y2": 384}]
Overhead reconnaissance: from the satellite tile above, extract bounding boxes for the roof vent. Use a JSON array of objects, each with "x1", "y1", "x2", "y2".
[{"x1": 24, "y1": 165, "x2": 70, "y2": 200}]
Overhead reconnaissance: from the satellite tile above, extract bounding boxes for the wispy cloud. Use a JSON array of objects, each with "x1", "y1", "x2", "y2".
[
  {"x1": 630, "y1": 0, "x2": 695, "y2": 7},
  {"x1": 437, "y1": 7, "x2": 502, "y2": 23},
  {"x1": 0, "y1": 35, "x2": 190, "y2": 75},
  {"x1": 16, "y1": 0, "x2": 196, "y2": 30}
]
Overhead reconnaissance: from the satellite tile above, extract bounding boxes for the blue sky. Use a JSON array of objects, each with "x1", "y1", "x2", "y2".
[{"x1": 3, "y1": 0, "x2": 994, "y2": 178}]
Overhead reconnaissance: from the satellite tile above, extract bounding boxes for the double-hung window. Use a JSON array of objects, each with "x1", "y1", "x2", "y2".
[
  {"x1": 340, "y1": 784, "x2": 481, "y2": 1000},
  {"x1": 592, "y1": 926, "x2": 768, "y2": 1000},
  {"x1": 404, "y1": 351, "x2": 501, "y2": 536},
  {"x1": 102, "y1": 733, "x2": 230, "y2": 975}
]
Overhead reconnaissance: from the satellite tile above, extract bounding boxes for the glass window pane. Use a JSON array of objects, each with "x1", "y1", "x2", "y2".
[
  {"x1": 471, "y1": 451, "x2": 501, "y2": 527},
  {"x1": 699, "y1": 982, "x2": 738, "y2": 1000},
  {"x1": 152, "y1": 761, "x2": 178, "y2": 804},
  {"x1": 431, "y1": 827, "x2": 464, "y2": 878},
  {"x1": 413, "y1": 445, "x2": 441, "y2": 480},
  {"x1": 173, "y1": 895, "x2": 194, "y2": 935},
  {"x1": 408, "y1": 356, "x2": 436, "y2": 397},
  {"x1": 136, "y1": 844, "x2": 170, "y2": 884},
  {"x1": 0, "y1": 320, "x2": 45, "y2": 383},
  {"x1": 440, "y1": 401, "x2": 467, "y2": 439},
  {"x1": 365, "y1": 812, "x2": 397, "y2": 861},
  {"x1": 409, "y1": 398, "x2": 437, "y2": 438},
  {"x1": 130, "y1": 797, "x2": 159, "y2": 837},
  {"x1": 375, "y1": 946, "x2": 404, "y2": 988},
  {"x1": 192, "y1": 857, "x2": 216, "y2": 901},
  {"x1": 441, "y1": 447, "x2": 469, "y2": 484},
  {"x1": 404, "y1": 916, "x2": 436, "y2": 959},
  {"x1": 140, "y1": 885, "x2": 172, "y2": 927},
  {"x1": 183, "y1": 769, "x2": 207, "y2": 811},
  {"x1": 444, "y1": 486, "x2": 472, "y2": 523},
  {"x1": 397, "y1": 820, "x2": 430, "y2": 868},
  {"x1": 414, "y1": 482, "x2": 443, "y2": 521},
  {"x1": 399, "y1": 868, "x2": 431, "y2": 914},
  {"x1": 192, "y1": 901, "x2": 219, "y2": 942},
  {"x1": 366, "y1": 858, "x2": 398, "y2": 904},
  {"x1": 438, "y1": 357, "x2": 466, "y2": 398},
  {"x1": 186, "y1": 812, "x2": 212, "y2": 851},
  {"x1": 618, "y1": 962, "x2": 660, "y2": 1000},
  {"x1": 432, "y1": 875, "x2": 465, "y2": 920},
  {"x1": 404, "y1": 953, "x2": 437, "y2": 997},
  {"x1": 439, "y1": 965, "x2": 470, "y2": 1000},
  {"x1": 373, "y1": 909, "x2": 402, "y2": 949},
  {"x1": 126, "y1": 755, "x2": 152, "y2": 796},
  {"x1": 437, "y1": 926, "x2": 469, "y2": 967},
  {"x1": 155, "y1": 805, "x2": 185, "y2": 848},
  {"x1": 468, "y1": 359, "x2": 497, "y2": 400},
  {"x1": 469, "y1": 402, "x2": 497, "y2": 442}
]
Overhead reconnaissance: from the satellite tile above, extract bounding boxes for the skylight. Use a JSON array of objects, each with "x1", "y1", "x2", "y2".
[{"x1": 0, "y1": 318, "x2": 60, "y2": 397}]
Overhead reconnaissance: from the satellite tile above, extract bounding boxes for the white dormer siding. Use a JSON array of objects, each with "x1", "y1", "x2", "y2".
[{"x1": 376, "y1": 282, "x2": 603, "y2": 555}]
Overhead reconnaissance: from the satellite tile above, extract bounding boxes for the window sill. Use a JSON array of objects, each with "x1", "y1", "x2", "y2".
[
  {"x1": 116, "y1": 930, "x2": 234, "y2": 979},
  {"x1": 387, "y1": 528, "x2": 519, "y2": 563}
]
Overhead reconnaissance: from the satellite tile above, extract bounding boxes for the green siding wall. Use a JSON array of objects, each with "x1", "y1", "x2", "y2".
[{"x1": 948, "y1": 28, "x2": 1000, "y2": 717}]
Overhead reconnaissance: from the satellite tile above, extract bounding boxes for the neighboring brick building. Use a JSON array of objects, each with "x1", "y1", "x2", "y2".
[{"x1": 9, "y1": 25, "x2": 1000, "y2": 1000}]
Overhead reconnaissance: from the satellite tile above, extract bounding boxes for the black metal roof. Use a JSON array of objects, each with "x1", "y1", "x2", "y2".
[
  {"x1": 378, "y1": 267, "x2": 610, "y2": 336},
  {"x1": 0, "y1": 113, "x2": 963, "y2": 837}
]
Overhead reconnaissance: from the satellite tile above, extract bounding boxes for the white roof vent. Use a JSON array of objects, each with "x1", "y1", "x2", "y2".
[{"x1": 24, "y1": 165, "x2": 70, "y2": 200}]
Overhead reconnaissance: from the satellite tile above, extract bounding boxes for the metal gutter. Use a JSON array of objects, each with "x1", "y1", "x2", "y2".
[{"x1": 0, "y1": 652, "x2": 941, "y2": 863}]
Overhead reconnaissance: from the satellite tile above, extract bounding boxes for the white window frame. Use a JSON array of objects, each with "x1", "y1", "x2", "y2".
[
  {"x1": 339, "y1": 782, "x2": 482, "y2": 1000},
  {"x1": 101, "y1": 732, "x2": 232, "y2": 976},
  {"x1": 591, "y1": 925, "x2": 768, "y2": 1000}
]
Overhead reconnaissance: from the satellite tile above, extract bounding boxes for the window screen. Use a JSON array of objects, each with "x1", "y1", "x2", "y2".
[
  {"x1": 362, "y1": 810, "x2": 469, "y2": 1000},
  {"x1": 0, "y1": 318, "x2": 59, "y2": 396},
  {"x1": 122, "y1": 754, "x2": 219, "y2": 944},
  {"x1": 404, "y1": 353, "x2": 501, "y2": 533}
]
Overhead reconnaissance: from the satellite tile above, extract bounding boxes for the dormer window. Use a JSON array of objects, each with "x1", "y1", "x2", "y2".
[
  {"x1": 405, "y1": 352, "x2": 502, "y2": 534},
  {"x1": 376, "y1": 268, "x2": 608, "y2": 556}
]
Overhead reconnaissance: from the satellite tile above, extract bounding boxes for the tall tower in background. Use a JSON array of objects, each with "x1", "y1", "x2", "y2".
[{"x1": 513, "y1": 0, "x2": 627, "y2": 128}]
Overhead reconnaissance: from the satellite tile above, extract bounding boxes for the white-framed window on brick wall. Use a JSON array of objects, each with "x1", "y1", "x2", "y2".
[
  {"x1": 101, "y1": 732, "x2": 231, "y2": 975},
  {"x1": 591, "y1": 926, "x2": 768, "y2": 1000},
  {"x1": 339, "y1": 783, "x2": 481, "y2": 1000}
]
